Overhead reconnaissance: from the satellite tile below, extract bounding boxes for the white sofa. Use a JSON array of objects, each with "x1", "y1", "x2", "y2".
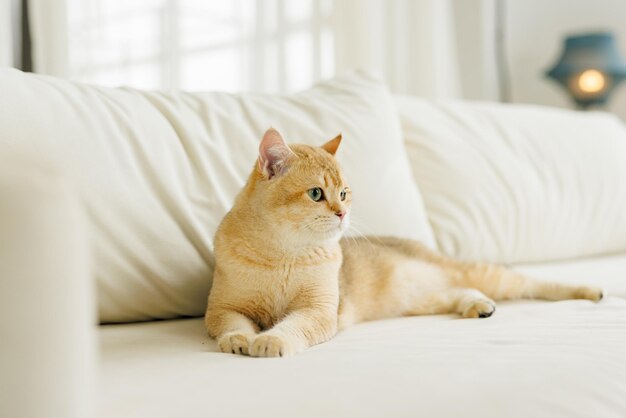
[{"x1": 1, "y1": 69, "x2": 626, "y2": 418}]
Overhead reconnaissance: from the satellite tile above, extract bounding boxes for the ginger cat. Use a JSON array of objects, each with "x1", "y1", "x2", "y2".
[{"x1": 205, "y1": 128, "x2": 603, "y2": 357}]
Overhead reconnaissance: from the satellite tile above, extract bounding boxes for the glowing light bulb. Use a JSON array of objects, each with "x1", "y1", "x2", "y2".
[{"x1": 577, "y1": 69, "x2": 606, "y2": 93}]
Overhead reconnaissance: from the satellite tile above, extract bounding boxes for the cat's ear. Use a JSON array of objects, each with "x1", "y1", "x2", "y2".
[
  {"x1": 321, "y1": 134, "x2": 342, "y2": 156},
  {"x1": 258, "y1": 128, "x2": 295, "y2": 180}
]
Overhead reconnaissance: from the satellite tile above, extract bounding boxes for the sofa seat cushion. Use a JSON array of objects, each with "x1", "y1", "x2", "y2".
[
  {"x1": 0, "y1": 69, "x2": 434, "y2": 323},
  {"x1": 397, "y1": 96, "x2": 626, "y2": 264},
  {"x1": 100, "y1": 254, "x2": 626, "y2": 418}
]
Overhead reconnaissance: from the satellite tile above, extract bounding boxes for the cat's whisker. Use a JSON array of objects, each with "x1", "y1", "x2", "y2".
[
  {"x1": 348, "y1": 221, "x2": 385, "y2": 246},
  {"x1": 344, "y1": 226, "x2": 369, "y2": 250},
  {"x1": 345, "y1": 235, "x2": 361, "y2": 249},
  {"x1": 346, "y1": 223, "x2": 371, "y2": 243},
  {"x1": 301, "y1": 217, "x2": 327, "y2": 230}
]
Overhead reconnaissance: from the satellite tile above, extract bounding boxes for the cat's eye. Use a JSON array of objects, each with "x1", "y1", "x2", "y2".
[
  {"x1": 340, "y1": 189, "x2": 347, "y2": 201},
  {"x1": 308, "y1": 187, "x2": 324, "y2": 202}
]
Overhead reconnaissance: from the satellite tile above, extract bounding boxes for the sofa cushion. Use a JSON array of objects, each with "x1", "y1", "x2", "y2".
[
  {"x1": 99, "y1": 254, "x2": 626, "y2": 418},
  {"x1": 0, "y1": 69, "x2": 434, "y2": 323},
  {"x1": 396, "y1": 96, "x2": 626, "y2": 263}
]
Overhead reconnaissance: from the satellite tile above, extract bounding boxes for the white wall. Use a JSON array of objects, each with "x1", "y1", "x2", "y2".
[{"x1": 506, "y1": 0, "x2": 626, "y2": 118}]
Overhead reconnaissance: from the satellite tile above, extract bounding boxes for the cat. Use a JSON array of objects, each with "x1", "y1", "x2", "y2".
[{"x1": 204, "y1": 128, "x2": 603, "y2": 357}]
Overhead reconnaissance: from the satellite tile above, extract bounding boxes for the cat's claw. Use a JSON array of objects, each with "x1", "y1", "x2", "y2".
[
  {"x1": 218, "y1": 333, "x2": 252, "y2": 356},
  {"x1": 250, "y1": 334, "x2": 294, "y2": 358}
]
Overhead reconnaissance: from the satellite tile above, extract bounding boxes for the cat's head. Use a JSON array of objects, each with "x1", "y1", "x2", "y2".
[{"x1": 250, "y1": 128, "x2": 351, "y2": 246}]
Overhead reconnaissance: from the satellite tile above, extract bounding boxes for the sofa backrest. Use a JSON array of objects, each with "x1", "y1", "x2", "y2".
[
  {"x1": 396, "y1": 96, "x2": 626, "y2": 264},
  {"x1": 0, "y1": 70, "x2": 434, "y2": 323}
]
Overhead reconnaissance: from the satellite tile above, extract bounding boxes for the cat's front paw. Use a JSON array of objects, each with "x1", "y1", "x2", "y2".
[
  {"x1": 250, "y1": 334, "x2": 296, "y2": 358},
  {"x1": 218, "y1": 333, "x2": 252, "y2": 355}
]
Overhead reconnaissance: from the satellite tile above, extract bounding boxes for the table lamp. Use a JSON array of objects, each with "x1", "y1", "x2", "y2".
[{"x1": 546, "y1": 32, "x2": 626, "y2": 109}]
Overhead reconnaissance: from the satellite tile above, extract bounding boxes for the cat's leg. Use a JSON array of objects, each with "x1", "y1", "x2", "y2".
[
  {"x1": 205, "y1": 309, "x2": 260, "y2": 355},
  {"x1": 456, "y1": 262, "x2": 604, "y2": 302},
  {"x1": 374, "y1": 237, "x2": 603, "y2": 303},
  {"x1": 407, "y1": 288, "x2": 497, "y2": 319},
  {"x1": 249, "y1": 308, "x2": 337, "y2": 358}
]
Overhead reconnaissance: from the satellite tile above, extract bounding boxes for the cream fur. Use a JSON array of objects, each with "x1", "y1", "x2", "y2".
[{"x1": 204, "y1": 129, "x2": 603, "y2": 357}]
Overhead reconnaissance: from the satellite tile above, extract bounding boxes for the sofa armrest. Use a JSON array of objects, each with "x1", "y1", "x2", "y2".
[{"x1": 0, "y1": 159, "x2": 96, "y2": 418}]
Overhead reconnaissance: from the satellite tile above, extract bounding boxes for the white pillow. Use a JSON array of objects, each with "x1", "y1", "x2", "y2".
[
  {"x1": 0, "y1": 69, "x2": 434, "y2": 323},
  {"x1": 396, "y1": 96, "x2": 626, "y2": 264}
]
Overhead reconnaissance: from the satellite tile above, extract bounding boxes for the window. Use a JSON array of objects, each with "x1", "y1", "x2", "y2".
[{"x1": 67, "y1": 0, "x2": 334, "y2": 92}]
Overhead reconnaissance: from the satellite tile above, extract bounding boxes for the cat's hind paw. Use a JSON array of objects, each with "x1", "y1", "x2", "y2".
[
  {"x1": 575, "y1": 286, "x2": 604, "y2": 302},
  {"x1": 462, "y1": 299, "x2": 496, "y2": 319}
]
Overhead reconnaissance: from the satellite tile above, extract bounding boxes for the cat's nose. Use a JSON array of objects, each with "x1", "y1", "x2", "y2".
[{"x1": 335, "y1": 211, "x2": 346, "y2": 221}]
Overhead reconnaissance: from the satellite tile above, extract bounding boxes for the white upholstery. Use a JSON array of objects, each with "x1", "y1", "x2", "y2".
[
  {"x1": 396, "y1": 96, "x2": 626, "y2": 264},
  {"x1": 2, "y1": 70, "x2": 626, "y2": 418},
  {"x1": 99, "y1": 254, "x2": 626, "y2": 418},
  {"x1": 0, "y1": 159, "x2": 96, "y2": 418},
  {"x1": 0, "y1": 69, "x2": 434, "y2": 323}
]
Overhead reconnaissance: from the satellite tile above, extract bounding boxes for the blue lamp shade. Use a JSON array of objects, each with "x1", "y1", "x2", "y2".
[{"x1": 546, "y1": 32, "x2": 626, "y2": 108}]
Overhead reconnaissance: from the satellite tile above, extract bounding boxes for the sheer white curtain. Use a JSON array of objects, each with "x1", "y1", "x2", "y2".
[
  {"x1": 26, "y1": 0, "x2": 464, "y2": 98},
  {"x1": 53, "y1": 0, "x2": 334, "y2": 92},
  {"x1": 29, "y1": 0, "x2": 69, "y2": 76},
  {"x1": 333, "y1": 0, "x2": 461, "y2": 99}
]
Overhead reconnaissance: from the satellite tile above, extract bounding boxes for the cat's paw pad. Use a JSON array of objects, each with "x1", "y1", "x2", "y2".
[
  {"x1": 250, "y1": 334, "x2": 294, "y2": 358},
  {"x1": 575, "y1": 286, "x2": 604, "y2": 302},
  {"x1": 462, "y1": 299, "x2": 496, "y2": 319},
  {"x1": 218, "y1": 333, "x2": 252, "y2": 355}
]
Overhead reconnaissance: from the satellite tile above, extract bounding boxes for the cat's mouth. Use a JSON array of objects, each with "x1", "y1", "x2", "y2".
[
  {"x1": 303, "y1": 215, "x2": 349, "y2": 240},
  {"x1": 339, "y1": 218, "x2": 350, "y2": 233},
  {"x1": 308, "y1": 223, "x2": 344, "y2": 240},
  {"x1": 327, "y1": 218, "x2": 349, "y2": 236}
]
